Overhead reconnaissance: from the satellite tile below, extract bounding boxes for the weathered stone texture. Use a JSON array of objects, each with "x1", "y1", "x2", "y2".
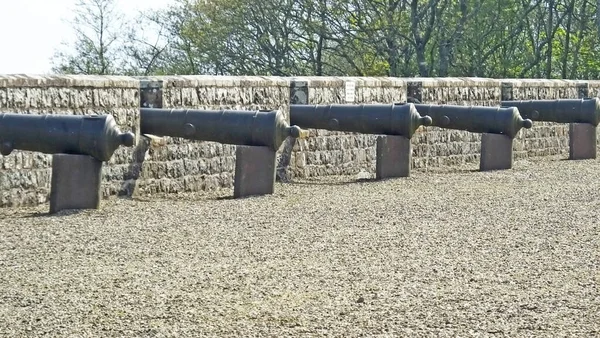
[
  {"x1": 420, "y1": 77, "x2": 502, "y2": 106},
  {"x1": 0, "y1": 75, "x2": 140, "y2": 207},
  {"x1": 507, "y1": 80, "x2": 582, "y2": 160},
  {"x1": 288, "y1": 77, "x2": 583, "y2": 179},
  {"x1": 135, "y1": 76, "x2": 290, "y2": 195},
  {"x1": 286, "y1": 77, "x2": 407, "y2": 178},
  {"x1": 587, "y1": 81, "x2": 600, "y2": 98},
  {"x1": 0, "y1": 75, "x2": 595, "y2": 207}
]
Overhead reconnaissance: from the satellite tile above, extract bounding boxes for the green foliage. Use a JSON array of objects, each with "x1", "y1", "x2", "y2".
[{"x1": 54, "y1": 0, "x2": 600, "y2": 79}]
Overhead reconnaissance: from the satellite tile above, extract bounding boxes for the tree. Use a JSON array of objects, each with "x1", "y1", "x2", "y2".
[
  {"x1": 52, "y1": 0, "x2": 600, "y2": 79},
  {"x1": 51, "y1": 0, "x2": 124, "y2": 75},
  {"x1": 119, "y1": 10, "x2": 172, "y2": 76}
]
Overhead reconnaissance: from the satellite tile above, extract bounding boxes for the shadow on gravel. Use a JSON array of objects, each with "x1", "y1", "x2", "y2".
[
  {"x1": 415, "y1": 167, "x2": 480, "y2": 175},
  {"x1": 215, "y1": 196, "x2": 235, "y2": 200},
  {"x1": 21, "y1": 209, "x2": 85, "y2": 218},
  {"x1": 287, "y1": 177, "x2": 378, "y2": 186},
  {"x1": 556, "y1": 157, "x2": 598, "y2": 162}
]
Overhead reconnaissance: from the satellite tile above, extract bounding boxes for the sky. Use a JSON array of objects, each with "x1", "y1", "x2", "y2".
[{"x1": 0, "y1": 0, "x2": 172, "y2": 74}]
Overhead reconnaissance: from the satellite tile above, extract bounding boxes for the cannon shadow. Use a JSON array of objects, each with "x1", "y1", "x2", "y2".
[
  {"x1": 20, "y1": 209, "x2": 86, "y2": 218},
  {"x1": 119, "y1": 138, "x2": 150, "y2": 198},
  {"x1": 286, "y1": 177, "x2": 379, "y2": 187}
]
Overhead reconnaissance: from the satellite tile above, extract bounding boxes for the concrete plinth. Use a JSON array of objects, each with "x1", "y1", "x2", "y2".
[
  {"x1": 234, "y1": 146, "x2": 276, "y2": 198},
  {"x1": 50, "y1": 154, "x2": 103, "y2": 214},
  {"x1": 480, "y1": 133, "x2": 514, "y2": 171},
  {"x1": 569, "y1": 123, "x2": 597, "y2": 160},
  {"x1": 376, "y1": 135, "x2": 411, "y2": 179}
]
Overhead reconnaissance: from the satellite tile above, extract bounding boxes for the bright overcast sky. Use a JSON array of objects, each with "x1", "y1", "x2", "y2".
[{"x1": 0, "y1": 0, "x2": 173, "y2": 74}]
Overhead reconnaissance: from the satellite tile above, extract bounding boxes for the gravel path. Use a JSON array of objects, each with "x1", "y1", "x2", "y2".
[{"x1": 0, "y1": 157, "x2": 598, "y2": 337}]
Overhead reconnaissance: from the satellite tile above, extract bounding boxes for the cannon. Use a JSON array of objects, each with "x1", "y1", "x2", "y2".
[
  {"x1": 288, "y1": 103, "x2": 432, "y2": 179},
  {"x1": 139, "y1": 108, "x2": 309, "y2": 198},
  {"x1": 500, "y1": 98, "x2": 600, "y2": 160},
  {"x1": 0, "y1": 113, "x2": 136, "y2": 214},
  {"x1": 410, "y1": 104, "x2": 533, "y2": 139},
  {"x1": 500, "y1": 98, "x2": 600, "y2": 126},
  {"x1": 406, "y1": 103, "x2": 534, "y2": 171},
  {"x1": 0, "y1": 113, "x2": 135, "y2": 161},
  {"x1": 289, "y1": 103, "x2": 433, "y2": 138},
  {"x1": 140, "y1": 108, "x2": 308, "y2": 152}
]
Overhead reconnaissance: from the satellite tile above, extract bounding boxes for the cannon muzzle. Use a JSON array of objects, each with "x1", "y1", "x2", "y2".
[
  {"x1": 0, "y1": 113, "x2": 135, "y2": 161},
  {"x1": 411, "y1": 104, "x2": 532, "y2": 138},
  {"x1": 289, "y1": 103, "x2": 431, "y2": 138},
  {"x1": 140, "y1": 108, "x2": 308, "y2": 151},
  {"x1": 500, "y1": 98, "x2": 600, "y2": 126}
]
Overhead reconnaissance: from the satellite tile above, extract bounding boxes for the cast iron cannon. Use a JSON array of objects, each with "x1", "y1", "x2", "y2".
[
  {"x1": 404, "y1": 103, "x2": 534, "y2": 171},
  {"x1": 0, "y1": 113, "x2": 135, "y2": 161},
  {"x1": 500, "y1": 98, "x2": 600, "y2": 160},
  {"x1": 410, "y1": 104, "x2": 533, "y2": 138},
  {"x1": 289, "y1": 103, "x2": 433, "y2": 138},
  {"x1": 288, "y1": 103, "x2": 432, "y2": 179},
  {"x1": 140, "y1": 108, "x2": 309, "y2": 151},
  {"x1": 140, "y1": 108, "x2": 310, "y2": 198},
  {"x1": 500, "y1": 98, "x2": 600, "y2": 126}
]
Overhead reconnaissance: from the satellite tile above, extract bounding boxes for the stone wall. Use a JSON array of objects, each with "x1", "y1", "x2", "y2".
[
  {"x1": 287, "y1": 77, "x2": 595, "y2": 178},
  {"x1": 133, "y1": 76, "x2": 290, "y2": 196},
  {"x1": 0, "y1": 75, "x2": 140, "y2": 207},
  {"x1": 0, "y1": 75, "x2": 598, "y2": 208}
]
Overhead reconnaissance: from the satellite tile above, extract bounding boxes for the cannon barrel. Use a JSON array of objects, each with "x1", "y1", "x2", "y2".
[
  {"x1": 0, "y1": 113, "x2": 135, "y2": 161},
  {"x1": 500, "y1": 98, "x2": 600, "y2": 126},
  {"x1": 411, "y1": 104, "x2": 533, "y2": 138},
  {"x1": 289, "y1": 103, "x2": 432, "y2": 138},
  {"x1": 139, "y1": 108, "x2": 309, "y2": 151}
]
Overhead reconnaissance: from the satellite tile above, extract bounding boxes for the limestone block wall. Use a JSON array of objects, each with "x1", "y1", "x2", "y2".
[
  {"x1": 0, "y1": 75, "x2": 140, "y2": 207},
  {"x1": 288, "y1": 77, "x2": 591, "y2": 178},
  {"x1": 587, "y1": 80, "x2": 600, "y2": 97},
  {"x1": 508, "y1": 80, "x2": 585, "y2": 159},
  {"x1": 287, "y1": 77, "x2": 407, "y2": 178},
  {"x1": 416, "y1": 78, "x2": 586, "y2": 165},
  {"x1": 0, "y1": 75, "x2": 598, "y2": 208},
  {"x1": 410, "y1": 78, "x2": 503, "y2": 170},
  {"x1": 133, "y1": 76, "x2": 290, "y2": 196}
]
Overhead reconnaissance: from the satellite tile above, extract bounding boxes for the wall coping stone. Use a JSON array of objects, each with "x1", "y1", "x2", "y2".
[
  {"x1": 500, "y1": 78, "x2": 589, "y2": 87},
  {"x1": 0, "y1": 74, "x2": 139, "y2": 88},
  {"x1": 288, "y1": 76, "x2": 406, "y2": 88},
  {"x1": 400, "y1": 77, "x2": 499, "y2": 87},
  {"x1": 1, "y1": 75, "x2": 596, "y2": 89},
  {"x1": 136, "y1": 75, "x2": 290, "y2": 88}
]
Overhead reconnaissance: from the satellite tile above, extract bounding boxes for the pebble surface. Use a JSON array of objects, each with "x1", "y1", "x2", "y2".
[{"x1": 0, "y1": 157, "x2": 598, "y2": 337}]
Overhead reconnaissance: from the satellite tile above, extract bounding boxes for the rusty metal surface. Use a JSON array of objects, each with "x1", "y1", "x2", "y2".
[
  {"x1": 289, "y1": 81, "x2": 309, "y2": 105},
  {"x1": 139, "y1": 80, "x2": 163, "y2": 109}
]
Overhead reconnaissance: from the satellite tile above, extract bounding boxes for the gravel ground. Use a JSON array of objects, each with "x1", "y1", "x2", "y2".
[{"x1": 0, "y1": 156, "x2": 598, "y2": 337}]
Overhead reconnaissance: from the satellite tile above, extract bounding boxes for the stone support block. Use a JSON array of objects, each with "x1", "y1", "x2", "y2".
[
  {"x1": 234, "y1": 146, "x2": 276, "y2": 198},
  {"x1": 569, "y1": 123, "x2": 597, "y2": 160},
  {"x1": 480, "y1": 133, "x2": 514, "y2": 171},
  {"x1": 376, "y1": 135, "x2": 411, "y2": 179},
  {"x1": 50, "y1": 154, "x2": 102, "y2": 214}
]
